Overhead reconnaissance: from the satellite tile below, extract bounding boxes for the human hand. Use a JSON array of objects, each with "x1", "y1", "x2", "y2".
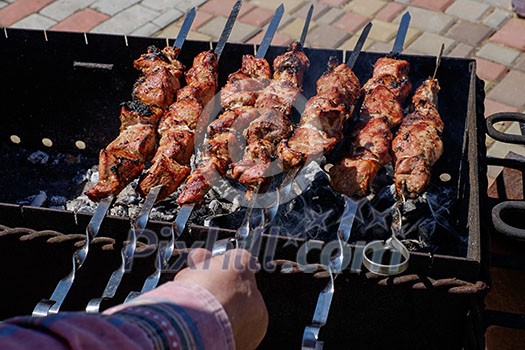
[{"x1": 175, "y1": 248, "x2": 268, "y2": 350}]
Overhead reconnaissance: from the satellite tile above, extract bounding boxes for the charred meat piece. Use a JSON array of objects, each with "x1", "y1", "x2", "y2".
[
  {"x1": 230, "y1": 42, "x2": 310, "y2": 191},
  {"x1": 138, "y1": 51, "x2": 219, "y2": 200},
  {"x1": 277, "y1": 58, "x2": 361, "y2": 170},
  {"x1": 231, "y1": 109, "x2": 293, "y2": 188},
  {"x1": 220, "y1": 55, "x2": 271, "y2": 109},
  {"x1": 132, "y1": 66, "x2": 181, "y2": 110},
  {"x1": 392, "y1": 78, "x2": 443, "y2": 199},
  {"x1": 88, "y1": 46, "x2": 185, "y2": 202},
  {"x1": 87, "y1": 124, "x2": 156, "y2": 201},
  {"x1": 119, "y1": 100, "x2": 164, "y2": 131},
  {"x1": 329, "y1": 58, "x2": 412, "y2": 197},
  {"x1": 177, "y1": 52, "x2": 279, "y2": 204},
  {"x1": 133, "y1": 45, "x2": 184, "y2": 77}
]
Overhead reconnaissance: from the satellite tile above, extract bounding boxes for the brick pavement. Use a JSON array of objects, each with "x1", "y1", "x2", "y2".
[{"x1": 0, "y1": 0, "x2": 524, "y2": 171}]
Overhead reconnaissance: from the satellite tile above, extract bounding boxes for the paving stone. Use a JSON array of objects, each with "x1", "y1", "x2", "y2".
[
  {"x1": 50, "y1": 8, "x2": 109, "y2": 32},
  {"x1": 368, "y1": 19, "x2": 399, "y2": 42},
  {"x1": 446, "y1": 20, "x2": 493, "y2": 46},
  {"x1": 407, "y1": 32, "x2": 455, "y2": 55},
  {"x1": 246, "y1": 30, "x2": 292, "y2": 47},
  {"x1": 514, "y1": 55, "x2": 525, "y2": 72},
  {"x1": 344, "y1": 0, "x2": 387, "y2": 17},
  {"x1": 281, "y1": 17, "x2": 317, "y2": 40},
  {"x1": 293, "y1": 1, "x2": 329, "y2": 20},
  {"x1": 394, "y1": 6, "x2": 455, "y2": 34},
  {"x1": 187, "y1": 30, "x2": 212, "y2": 41},
  {"x1": 38, "y1": 0, "x2": 95, "y2": 21},
  {"x1": 11, "y1": 13, "x2": 56, "y2": 30},
  {"x1": 239, "y1": 6, "x2": 273, "y2": 27},
  {"x1": 174, "y1": 0, "x2": 208, "y2": 12},
  {"x1": 0, "y1": 0, "x2": 55, "y2": 27},
  {"x1": 478, "y1": 0, "x2": 513, "y2": 10},
  {"x1": 445, "y1": 0, "x2": 490, "y2": 21},
  {"x1": 475, "y1": 57, "x2": 509, "y2": 81},
  {"x1": 333, "y1": 11, "x2": 369, "y2": 34},
  {"x1": 141, "y1": 0, "x2": 182, "y2": 11},
  {"x1": 251, "y1": 0, "x2": 305, "y2": 13},
  {"x1": 90, "y1": 0, "x2": 140, "y2": 16},
  {"x1": 131, "y1": 22, "x2": 161, "y2": 36},
  {"x1": 190, "y1": 10, "x2": 214, "y2": 29},
  {"x1": 476, "y1": 42, "x2": 521, "y2": 66},
  {"x1": 155, "y1": 22, "x2": 180, "y2": 38},
  {"x1": 317, "y1": 8, "x2": 344, "y2": 25},
  {"x1": 375, "y1": 2, "x2": 405, "y2": 22},
  {"x1": 485, "y1": 98, "x2": 519, "y2": 118},
  {"x1": 91, "y1": 4, "x2": 159, "y2": 34},
  {"x1": 448, "y1": 42, "x2": 474, "y2": 57},
  {"x1": 412, "y1": 0, "x2": 453, "y2": 11},
  {"x1": 320, "y1": 0, "x2": 349, "y2": 7},
  {"x1": 307, "y1": 23, "x2": 350, "y2": 48},
  {"x1": 198, "y1": 16, "x2": 260, "y2": 43},
  {"x1": 367, "y1": 40, "x2": 392, "y2": 53},
  {"x1": 338, "y1": 33, "x2": 374, "y2": 51},
  {"x1": 152, "y1": 8, "x2": 183, "y2": 29},
  {"x1": 198, "y1": 0, "x2": 239, "y2": 17},
  {"x1": 487, "y1": 70, "x2": 525, "y2": 109},
  {"x1": 490, "y1": 18, "x2": 525, "y2": 50},
  {"x1": 483, "y1": 8, "x2": 512, "y2": 29},
  {"x1": 238, "y1": 3, "x2": 256, "y2": 17}
]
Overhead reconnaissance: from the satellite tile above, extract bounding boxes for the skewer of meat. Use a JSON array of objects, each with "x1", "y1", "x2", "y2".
[
  {"x1": 31, "y1": 11, "x2": 198, "y2": 318},
  {"x1": 276, "y1": 23, "x2": 372, "y2": 172},
  {"x1": 177, "y1": 12, "x2": 312, "y2": 205},
  {"x1": 392, "y1": 47, "x2": 444, "y2": 199},
  {"x1": 328, "y1": 56, "x2": 412, "y2": 197},
  {"x1": 229, "y1": 41, "x2": 310, "y2": 192},
  {"x1": 86, "y1": 45, "x2": 186, "y2": 202},
  {"x1": 137, "y1": 49, "x2": 219, "y2": 201}
]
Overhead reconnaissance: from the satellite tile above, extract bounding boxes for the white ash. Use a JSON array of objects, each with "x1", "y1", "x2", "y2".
[{"x1": 27, "y1": 151, "x2": 49, "y2": 165}]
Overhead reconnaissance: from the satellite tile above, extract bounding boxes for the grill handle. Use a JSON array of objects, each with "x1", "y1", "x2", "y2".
[
  {"x1": 486, "y1": 112, "x2": 525, "y2": 145},
  {"x1": 492, "y1": 201, "x2": 525, "y2": 240}
]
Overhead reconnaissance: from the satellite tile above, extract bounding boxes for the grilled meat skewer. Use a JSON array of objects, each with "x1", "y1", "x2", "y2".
[
  {"x1": 392, "y1": 78, "x2": 443, "y2": 199},
  {"x1": 176, "y1": 55, "x2": 273, "y2": 205},
  {"x1": 277, "y1": 57, "x2": 361, "y2": 170},
  {"x1": 178, "y1": 42, "x2": 309, "y2": 204},
  {"x1": 137, "y1": 50, "x2": 219, "y2": 201},
  {"x1": 87, "y1": 46, "x2": 185, "y2": 202},
  {"x1": 329, "y1": 57, "x2": 412, "y2": 197},
  {"x1": 230, "y1": 42, "x2": 310, "y2": 191}
]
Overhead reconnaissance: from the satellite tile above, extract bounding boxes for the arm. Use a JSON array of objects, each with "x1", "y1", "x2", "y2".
[{"x1": 0, "y1": 249, "x2": 267, "y2": 350}]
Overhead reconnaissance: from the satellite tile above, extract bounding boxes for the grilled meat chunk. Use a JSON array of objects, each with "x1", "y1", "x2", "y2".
[
  {"x1": 89, "y1": 46, "x2": 185, "y2": 202},
  {"x1": 220, "y1": 55, "x2": 271, "y2": 109},
  {"x1": 230, "y1": 42, "x2": 309, "y2": 192},
  {"x1": 277, "y1": 58, "x2": 361, "y2": 170},
  {"x1": 392, "y1": 78, "x2": 443, "y2": 199},
  {"x1": 87, "y1": 124, "x2": 156, "y2": 201},
  {"x1": 119, "y1": 100, "x2": 163, "y2": 131},
  {"x1": 329, "y1": 58, "x2": 412, "y2": 197},
  {"x1": 138, "y1": 51, "x2": 219, "y2": 200},
  {"x1": 133, "y1": 45, "x2": 184, "y2": 77}
]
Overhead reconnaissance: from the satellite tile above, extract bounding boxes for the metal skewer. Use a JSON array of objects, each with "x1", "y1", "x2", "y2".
[
  {"x1": 31, "y1": 9, "x2": 199, "y2": 317},
  {"x1": 302, "y1": 196, "x2": 358, "y2": 350},
  {"x1": 363, "y1": 42, "x2": 445, "y2": 275},
  {"x1": 115, "y1": 2, "x2": 243, "y2": 303},
  {"x1": 32, "y1": 195, "x2": 113, "y2": 317},
  {"x1": 174, "y1": 3, "x2": 286, "y2": 251},
  {"x1": 265, "y1": 21, "x2": 372, "y2": 227}
]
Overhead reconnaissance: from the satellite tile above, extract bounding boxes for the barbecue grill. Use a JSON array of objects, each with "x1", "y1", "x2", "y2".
[{"x1": 0, "y1": 28, "x2": 492, "y2": 349}]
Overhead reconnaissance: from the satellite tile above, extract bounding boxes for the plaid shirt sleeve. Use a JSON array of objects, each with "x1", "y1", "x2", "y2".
[{"x1": 0, "y1": 281, "x2": 235, "y2": 350}]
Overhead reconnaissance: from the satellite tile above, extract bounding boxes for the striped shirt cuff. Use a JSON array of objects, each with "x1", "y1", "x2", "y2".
[{"x1": 106, "y1": 281, "x2": 235, "y2": 350}]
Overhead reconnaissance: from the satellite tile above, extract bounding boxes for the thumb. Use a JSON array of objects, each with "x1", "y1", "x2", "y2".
[{"x1": 187, "y1": 248, "x2": 212, "y2": 268}]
